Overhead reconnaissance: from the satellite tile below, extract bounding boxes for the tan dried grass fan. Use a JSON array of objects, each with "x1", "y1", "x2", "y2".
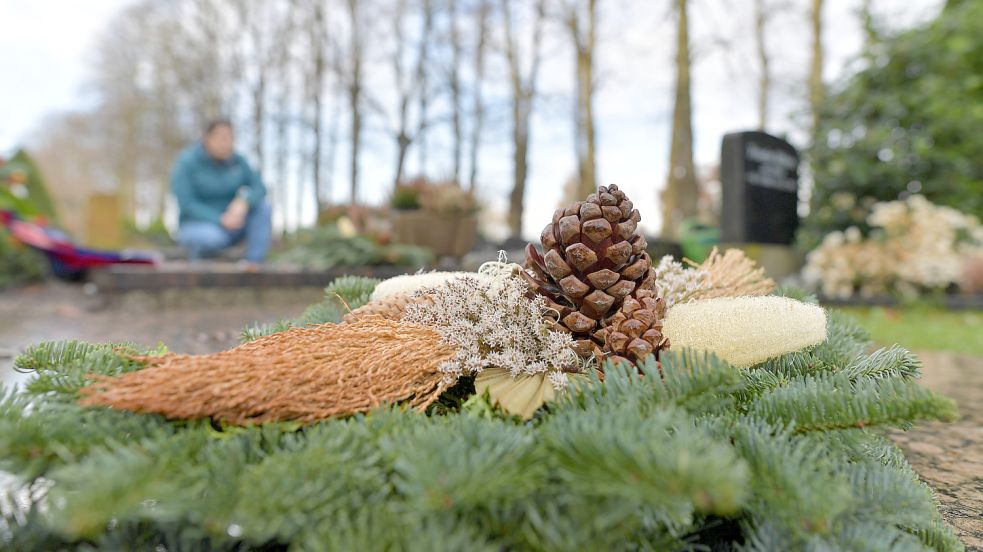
[
  {"x1": 688, "y1": 247, "x2": 776, "y2": 299},
  {"x1": 79, "y1": 318, "x2": 456, "y2": 425}
]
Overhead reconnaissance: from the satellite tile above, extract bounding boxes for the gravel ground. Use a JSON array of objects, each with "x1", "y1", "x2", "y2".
[
  {"x1": 0, "y1": 283, "x2": 979, "y2": 549},
  {"x1": 891, "y1": 350, "x2": 983, "y2": 551}
]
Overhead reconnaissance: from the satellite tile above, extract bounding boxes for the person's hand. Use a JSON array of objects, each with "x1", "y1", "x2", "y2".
[{"x1": 220, "y1": 198, "x2": 248, "y2": 231}]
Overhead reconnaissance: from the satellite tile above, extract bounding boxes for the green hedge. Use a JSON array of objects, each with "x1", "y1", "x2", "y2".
[{"x1": 802, "y1": 0, "x2": 983, "y2": 249}]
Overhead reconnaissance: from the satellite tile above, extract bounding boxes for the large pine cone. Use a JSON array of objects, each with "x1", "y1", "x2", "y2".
[{"x1": 523, "y1": 184, "x2": 665, "y2": 364}]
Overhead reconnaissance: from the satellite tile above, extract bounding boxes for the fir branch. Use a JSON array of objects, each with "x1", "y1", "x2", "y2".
[
  {"x1": 749, "y1": 373, "x2": 957, "y2": 433},
  {"x1": 732, "y1": 421, "x2": 852, "y2": 538},
  {"x1": 0, "y1": 293, "x2": 963, "y2": 550},
  {"x1": 324, "y1": 275, "x2": 380, "y2": 310},
  {"x1": 241, "y1": 276, "x2": 380, "y2": 341},
  {"x1": 15, "y1": 341, "x2": 165, "y2": 399},
  {"x1": 562, "y1": 350, "x2": 743, "y2": 416},
  {"x1": 841, "y1": 346, "x2": 922, "y2": 380},
  {"x1": 907, "y1": 520, "x2": 966, "y2": 552},
  {"x1": 817, "y1": 520, "x2": 931, "y2": 551},
  {"x1": 543, "y1": 404, "x2": 749, "y2": 522}
]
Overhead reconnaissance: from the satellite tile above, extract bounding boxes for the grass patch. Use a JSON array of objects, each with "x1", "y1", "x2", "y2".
[{"x1": 834, "y1": 306, "x2": 983, "y2": 356}]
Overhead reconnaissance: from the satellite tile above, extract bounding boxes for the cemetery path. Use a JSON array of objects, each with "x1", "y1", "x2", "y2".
[
  {"x1": 892, "y1": 351, "x2": 983, "y2": 551},
  {"x1": 0, "y1": 282, "x2": 323, "y2": 388},
  {"x1": 0, "y1": 284, "x2": 980, "y2": 549}
]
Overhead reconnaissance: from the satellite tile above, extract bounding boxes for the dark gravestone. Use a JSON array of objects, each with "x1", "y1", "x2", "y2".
[{"x1": 721, "y1": 131, "x2": 800, "y2": 244}]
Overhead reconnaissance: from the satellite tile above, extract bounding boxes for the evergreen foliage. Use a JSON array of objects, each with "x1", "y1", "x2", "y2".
[
  {"x1": 241, "y1": 276, "x2": 379, "y2": 341},
  {"x1": 802, "y1": 0, "x2": 983, "y2": 248},
  {"x1": 0, "y1": 278, "x2": 963, "y2": 551},
  {"x1": 0, "y1": 228, "x2": 46, "y2": 289}
]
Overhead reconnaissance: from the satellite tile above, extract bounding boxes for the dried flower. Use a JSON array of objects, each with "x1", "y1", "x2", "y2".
[
  {"x1": 688, "y1": 247, "x2": 776, "y2": 299},
  {"x1": 664, "y1": 296, "x2": 827, "y2": 367},
  {"x1": 654, "y1": 255, "x2": 707, "y2": 309},
  {"x1": 402, "y1": 274, "x2": 580, "y2": 389},
  {"x1": 653, "y1": 248, "x2": 774, "y2": 309}
]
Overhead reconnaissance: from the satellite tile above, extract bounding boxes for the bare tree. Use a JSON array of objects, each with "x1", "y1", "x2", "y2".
[
  {"x1": 467, "y1": 0, "x2": 491, "y2": 191},
  {"x1": 809, "y1": 0, "x2": 824, "y2": 138},
  {"x1": 753, "y1": 0, "x2": 770, "y2": 130},
  {"x1": 660, "y1": 0, "x2": 698, "y2": 239},
  {"x1": 446, "y1": 0, "x2": 464, "y2": 183},
  {"x1": 390, "y1": 0, "x2": 436, "y2": 187},
  {"x1": 415, "y1": 0, "x2": 436, "y2": 173},
  {"x1": 563, "y1": 0, "x2": 598, "y2": 198},
  {"x1": 307, "y1": 0, "x2": 330, "y2": 209},
  {"x1": 343, "y1": 0, "x2": 368, "y2": 204},
  {"x1": 271, "y1": 5, "x2": 296, "y2": 230},
  {"x1": 502, "y1": 0, "x2": 547, "y2": 238}
]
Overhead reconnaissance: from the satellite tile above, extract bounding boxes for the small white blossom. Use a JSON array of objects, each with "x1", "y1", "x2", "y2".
[
  {"x1": 654, "y1": 255, "x2": 708, "y2": 309},
  {"x1": 402, "y1": 275, "x2": 579, "y2": 390}
]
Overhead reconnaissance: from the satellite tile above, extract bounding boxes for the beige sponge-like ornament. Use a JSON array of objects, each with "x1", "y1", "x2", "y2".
[
  {"x1": 370, "y1": 271, "x2": 494, "y2": 301},
  {"x1": 664, "y1": 296, "x2": 827, "y2": 367}
]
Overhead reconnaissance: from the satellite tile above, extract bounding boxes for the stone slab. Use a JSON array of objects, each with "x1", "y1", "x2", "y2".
[{"x1": 90, "y1": 262, "x2": 420, "y2": 293}]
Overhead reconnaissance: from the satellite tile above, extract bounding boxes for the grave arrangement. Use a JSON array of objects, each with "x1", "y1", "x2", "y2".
[
  {"x1": 0, "y1": 185, "x2": 963, "y2": 551},
  {"x1": 804, "y1": 194, "x2": 983, "y2": 299}
]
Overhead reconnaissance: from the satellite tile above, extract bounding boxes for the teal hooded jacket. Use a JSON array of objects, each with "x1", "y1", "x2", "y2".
[{"x1": 171, "y1": 143, "x2": 267, "y2": 225}]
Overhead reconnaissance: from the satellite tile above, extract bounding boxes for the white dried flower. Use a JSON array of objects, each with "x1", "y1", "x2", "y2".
[
  {"x1": 402, "y1": 274, "x2": 579, "y2": 389},
  {"x1": 664, "y1": 296, "x2": 827, "y2": 367},
  {"x1": 654, "y1": 255, "x2": 708, "y2": 309}
]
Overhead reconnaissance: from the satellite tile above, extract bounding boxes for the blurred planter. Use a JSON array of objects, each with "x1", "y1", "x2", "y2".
[
  {"x1": 391, "y1": 210, "x2": 477, "y2": 258},
  {"x1": 678, "y1": 218, "x2": 720, "y2": 263}
]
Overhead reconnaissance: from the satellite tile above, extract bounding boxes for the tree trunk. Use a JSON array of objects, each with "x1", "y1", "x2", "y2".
[
  {"x1": 859, "y1": 0, "x2": 878, "y2": 51},
  {"x1": 252, "y1": 72, "x2": 266, "y2": 175},
  {"x1": 572, "y1": 0, "x2": 598, "y2": 199},
  {"x1": 809, "y1": 0, "x2": 825, "y2": 138},
  {"x1": 467, "y1": 0, "x2": 490, "y2": 191},
  {"x1": 448, "y1": 0, "x2": 463, "y2": 184},
  {"x1": 509, "y1": 102, "x2": 530, "y2": 238},
  {"x1": 394, "y1": 133, "x2": 411, "y2": 186},
  {"x1": 274, "y1": 94, "x2": 289, "y2": 230},
  {"x1": 503, "y1": 0, "x2": 545, "y2": 239},
  {"x1": 310, "y1": 0, "x2": 326, "y2": 210},
  {"x1": 754, "y1": 0, "x2": 770, "y2": 130},
  {"x1": 391, "y1": 0, "x2": 413, "y2": 189},
  {"x1": 415, "y1": 0, "x2": 434, "y2": 174},
  {"x1": 660, "y1": 0, "x2": 698, "y2": 239},
  {"x1": 347, "y1": 0, "x2": 363, "y2": 205}
]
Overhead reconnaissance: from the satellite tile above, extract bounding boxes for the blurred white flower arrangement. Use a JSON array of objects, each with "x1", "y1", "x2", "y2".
[{"x1": 803, "y1": 195, "x2": 983, "y2": 298}]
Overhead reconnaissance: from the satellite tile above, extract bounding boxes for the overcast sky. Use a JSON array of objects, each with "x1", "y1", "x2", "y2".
[{"x1": 0, "y1": 0, "x2": 943, "y2": 237}]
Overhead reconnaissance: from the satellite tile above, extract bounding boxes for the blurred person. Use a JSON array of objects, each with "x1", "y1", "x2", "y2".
[{"x1": 171, "y1": 119, "x2": 272, "y2": 266}]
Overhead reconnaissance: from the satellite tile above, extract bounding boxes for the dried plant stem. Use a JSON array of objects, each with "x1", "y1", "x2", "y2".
[
  {"x1": 342, "y1": 293, "x2": 434, "y2": 323},
  {"x1": 79, "y1": 318, "x2": 456, "y2": 425},
  {"x1": 687, "y1": 247, "x2": 776, "y2": 299}
]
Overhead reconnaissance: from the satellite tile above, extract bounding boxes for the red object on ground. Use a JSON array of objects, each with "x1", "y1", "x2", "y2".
[{"x1": 1, "y1": 210, "x2": 159, "y2": 279}]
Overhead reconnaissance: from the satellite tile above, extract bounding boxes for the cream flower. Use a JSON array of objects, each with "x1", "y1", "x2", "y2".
[{"x1": 370, "y1": 271, "x2": 493, "y2": 301}]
